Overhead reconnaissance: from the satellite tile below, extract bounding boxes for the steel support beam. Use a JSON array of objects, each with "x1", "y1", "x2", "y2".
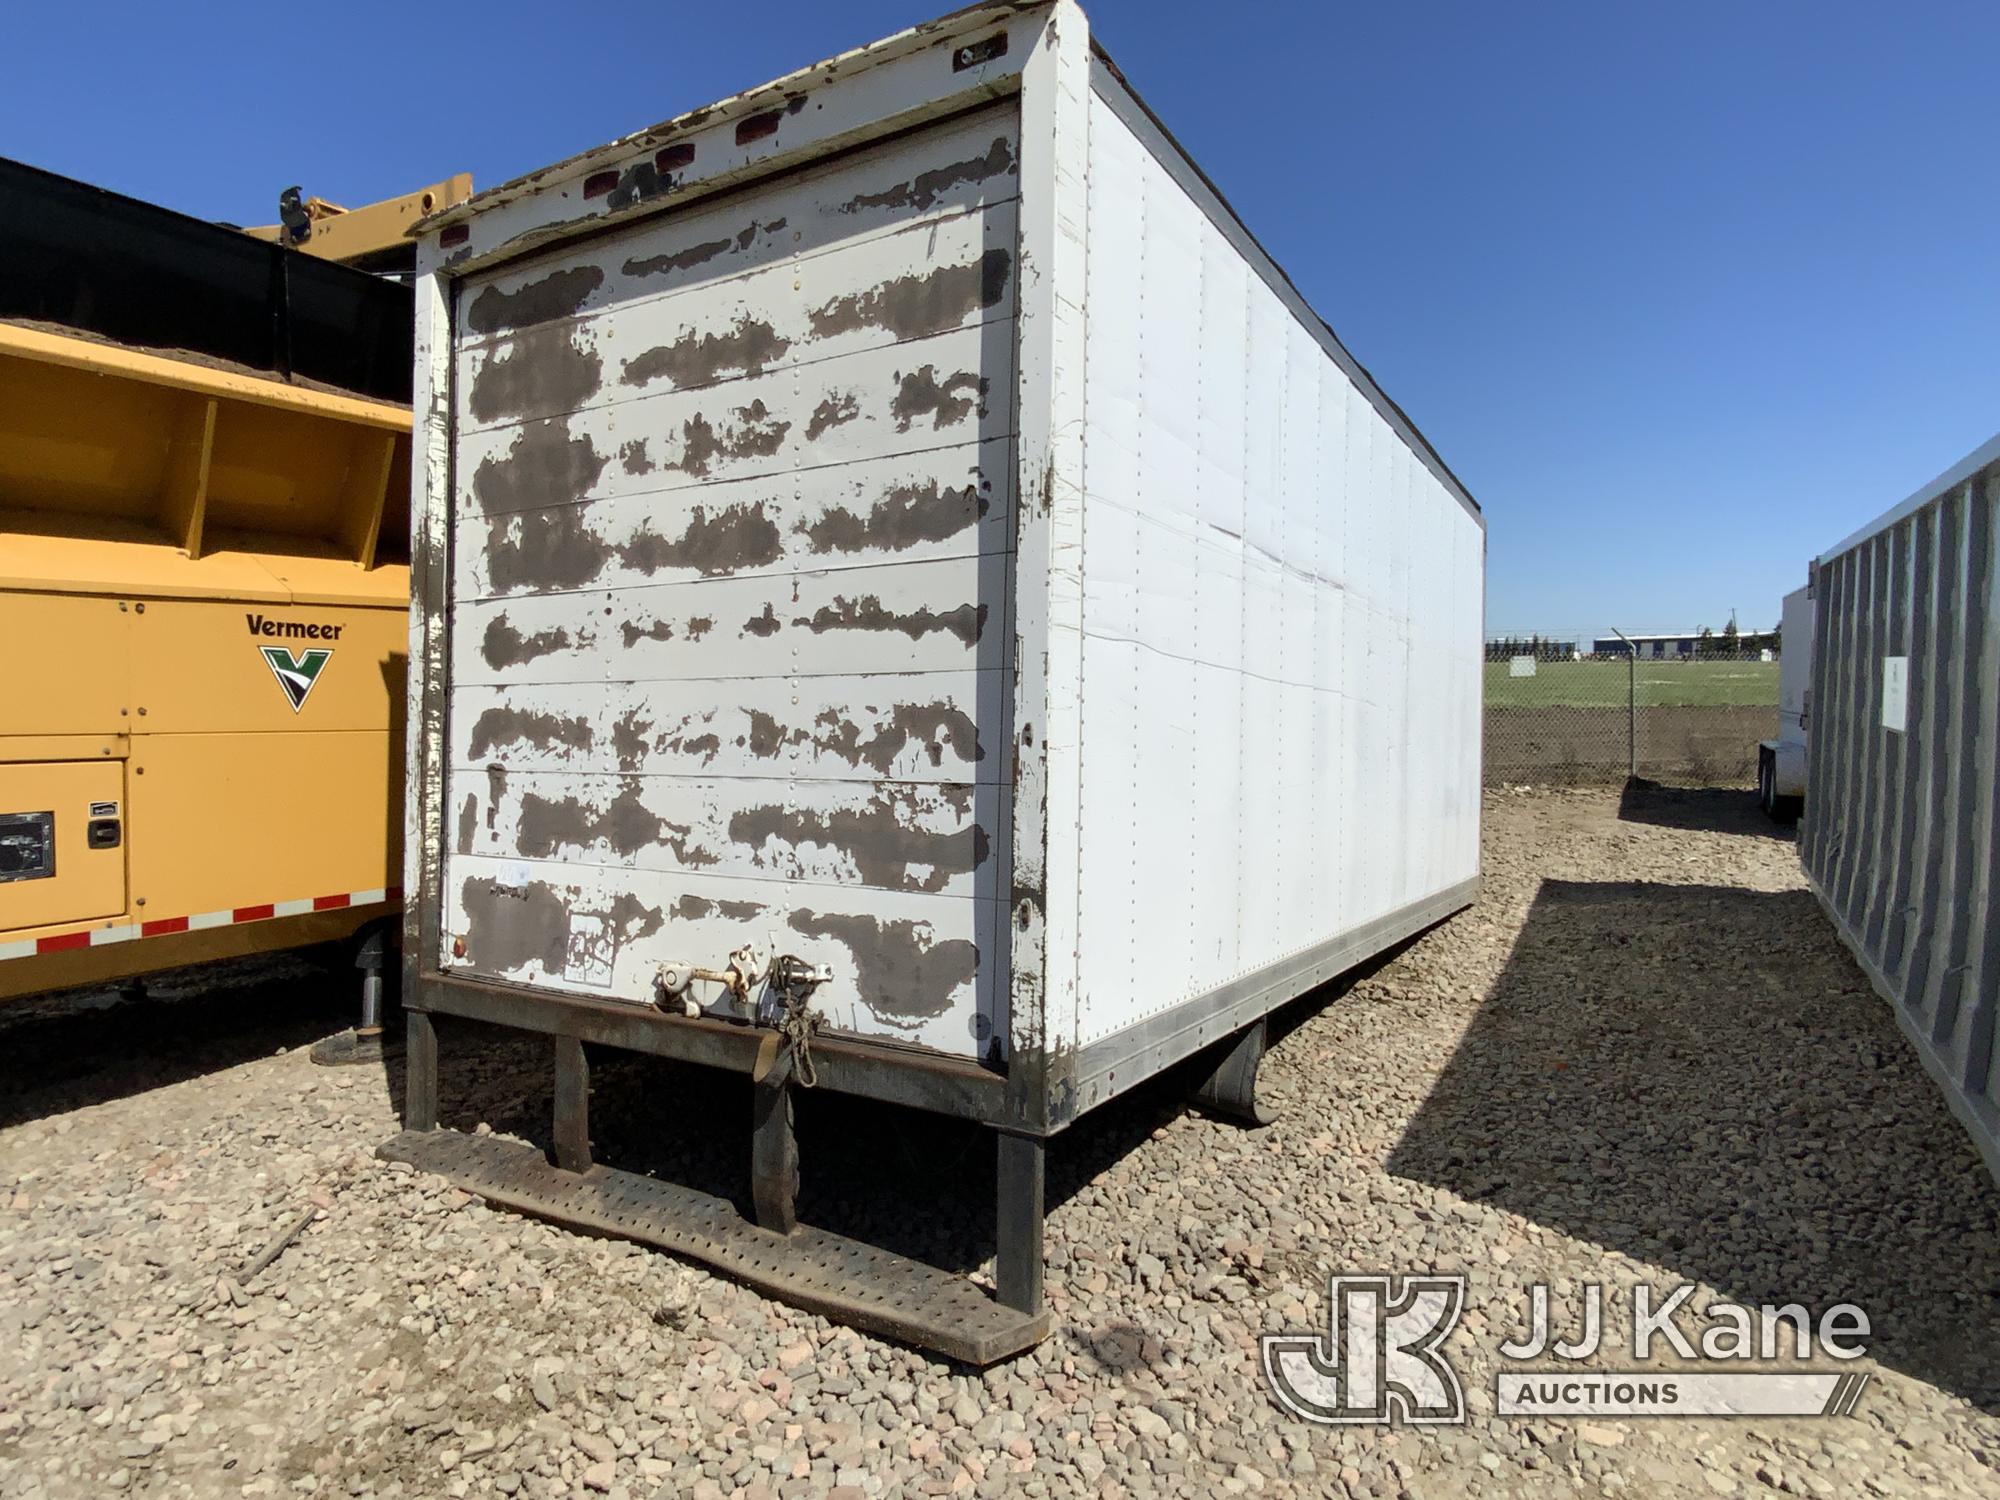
[
  {"x1": 552, "y1": 1036, "x2": 591, "y2": 1174},
  {"x1": 994, "y1": 1131, "x2": 1045, "y2": 1315},
  {"x1": 404, "y1": 1010, "x2": 438, "y2": 1132}
]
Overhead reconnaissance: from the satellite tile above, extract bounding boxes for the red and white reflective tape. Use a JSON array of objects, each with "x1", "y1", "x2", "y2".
[{"x1": 0, "y1": 887, "x2": 401, "y2": 963}]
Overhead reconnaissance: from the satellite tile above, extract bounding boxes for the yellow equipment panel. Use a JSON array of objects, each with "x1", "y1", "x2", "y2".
[
  {"x1": 131, "y1": 598, "x2": 406, "y2": 735},
  {"x1": 0, "y1": 760, "x2": 126, "y2": 931},
  {"x1": 0, "y1": 593, "x2": 133, "y2": 736},
  {"x1": 127, "y1": 731, "x2": 399, "y2": 919}
]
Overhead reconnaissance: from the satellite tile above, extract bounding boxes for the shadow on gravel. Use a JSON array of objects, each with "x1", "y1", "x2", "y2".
[
  {"x1": 1388, "y1": 878, "x2": 2000, "y2": 1409},
  {"x1": 1616, "y1": 779, "x2": 1792, "y2": 841},
  {"x1": 0, "y1": 954, "x2": 354, "y2": 1129}
]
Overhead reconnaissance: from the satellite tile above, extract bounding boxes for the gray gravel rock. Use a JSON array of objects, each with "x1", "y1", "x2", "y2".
[{"x1": 1, "y1": 788, "x2": 1996, "y2": 1498}]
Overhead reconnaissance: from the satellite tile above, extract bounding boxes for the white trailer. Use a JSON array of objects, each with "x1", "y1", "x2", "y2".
[
  {"x1": 1759, "y1": 583, "x2": 1814, "y2": 818},
  {"x1": 392, "y1": 0, "x2": 1485, "y2": 1360}
]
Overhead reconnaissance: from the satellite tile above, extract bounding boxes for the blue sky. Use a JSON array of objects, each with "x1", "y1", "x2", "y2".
[{"x1": 9, "y1": 1, "x2": 1997, "y2": 638}]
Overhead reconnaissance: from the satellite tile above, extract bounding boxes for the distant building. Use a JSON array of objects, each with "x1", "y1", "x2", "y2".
[
  {"x1": 1593, "y1": 632, "x2": 1702, "y2": 660},
  {"x1": 1485, "y1": 637, "x2": 1580, "y2": 661}
]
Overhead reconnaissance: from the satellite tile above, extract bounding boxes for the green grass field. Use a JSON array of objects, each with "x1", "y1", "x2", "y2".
[{"x1": 1484, "y1": 657, "x2": 1779, "y2": 708}]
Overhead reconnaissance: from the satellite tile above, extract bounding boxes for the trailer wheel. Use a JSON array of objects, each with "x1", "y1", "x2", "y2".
[{"x1": 1759, "y1": 748, "x2": 1800, "y2": 823}]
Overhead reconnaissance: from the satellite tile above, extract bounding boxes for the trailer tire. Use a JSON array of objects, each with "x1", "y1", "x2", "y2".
[{"x1": 1759, "y1": 748, "x2": 1800, "y2": 823}]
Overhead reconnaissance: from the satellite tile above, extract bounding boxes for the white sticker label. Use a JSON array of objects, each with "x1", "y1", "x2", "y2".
[
  {"x1": 1509, "y1": 656, "x2": 1537, "y2": 678},
  {"x1": 1881, "y1": 656, "x2": 1908, "y2": 732}
]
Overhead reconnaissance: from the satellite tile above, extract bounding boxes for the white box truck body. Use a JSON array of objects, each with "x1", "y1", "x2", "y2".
[{"x1": 391, "y1": 0, "x2": 1484, "y2": 1360}]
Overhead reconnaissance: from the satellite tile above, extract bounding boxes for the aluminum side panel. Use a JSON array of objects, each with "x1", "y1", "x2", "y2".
[
  {"x1": 1803, "y1": 450, "x2": 2000, "y2": 1183},
  {"x1": 438, "y1": 107, "x2": 1022, "y2": 1059},
  {"x1": 1071, "y1": 81, "x2": 1483, "y2": 1051}
]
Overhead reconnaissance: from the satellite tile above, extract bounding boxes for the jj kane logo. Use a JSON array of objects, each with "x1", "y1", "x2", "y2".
[
  {"x1": 248, "y1": 614, "x2": 341, "y2": 712},
  {"x1": 1264, "y1": 1274, "x2": 1873, "y2": 1425}
]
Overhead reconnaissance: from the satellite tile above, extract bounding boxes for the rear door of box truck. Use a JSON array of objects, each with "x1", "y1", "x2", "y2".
[{"x1": 439, "y1": 106, "x2": 1021, "y2": 1059}]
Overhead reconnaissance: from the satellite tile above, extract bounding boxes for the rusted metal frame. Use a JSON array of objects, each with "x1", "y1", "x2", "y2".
[
  {"x1": 1189, "y1": 1016, "x2": 1277, "y2": 1128},
  {"x1": 1063, "y1": 876, "x2": 1479, "y2": 1127},
  {"x1": 1084, "y1": 54, "x2": 1481, "y2": 529},
  {"x1": 552, "y1": 1036, "x2": 591, "y2": 1172},
  {"x1": 993, "y1": 1130, "x2": 1044, "y2": 1314},
  {"x1": 415, "y1": 973, "x2": 1009, "y2": 1123},
  {"x1": 405, "y1": 1010, "x2": 438, "y2": 1132},
  {"x1": 750, "y1": 1044, "x2": 799, "y2": 1234},
  {"x1": 426, "y1": 5, "x2": 1045, "y2": 278},
  {"x1": 404, "y1": 242, "x2": 457, "y2": 1032},
  {"x1": 1002, "y1": 0, "x2": 1091, "y2": 1140},
  {"x1": 377, "y1": 1128, "x2": 1050, "y2": 1365}
]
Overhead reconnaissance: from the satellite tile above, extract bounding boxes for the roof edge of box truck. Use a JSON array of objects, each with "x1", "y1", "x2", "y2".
[{"x1": 393, "y1": 0, "x2": 1485, "y2": 1362}]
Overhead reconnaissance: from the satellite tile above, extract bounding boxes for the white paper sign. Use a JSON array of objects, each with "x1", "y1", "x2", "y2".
[
  {"x1": 1881, "y1": 656, "x2": 1908, "y2": 732},
  {"x1": 1509, "y1": 656, "x2": 1536, "y2": 678}
]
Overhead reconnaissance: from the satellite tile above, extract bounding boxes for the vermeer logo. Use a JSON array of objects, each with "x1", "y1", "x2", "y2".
[
  {"x1": 245, "y1": 612, "x2": 344, "y2": 642},
  {"x1": 260, "y1": 646, "x2": 332, "y2": 712}
]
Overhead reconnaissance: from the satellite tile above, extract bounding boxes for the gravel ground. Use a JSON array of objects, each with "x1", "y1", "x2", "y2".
[{"x1": 3, "y1": 785, "x2": 1998, "y2": 1499}]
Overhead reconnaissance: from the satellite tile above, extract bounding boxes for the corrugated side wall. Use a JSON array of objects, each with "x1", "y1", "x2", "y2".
[
  {"x1": 1801, "y1": 452, "x2": 2000, "y2": 1179},
  {"x1": 1070, "y1": 90, "x2": 1484, "y2": 1049},
  {"x1": 437, "y1": 105, "x2": 1022, "y2": 1059}
]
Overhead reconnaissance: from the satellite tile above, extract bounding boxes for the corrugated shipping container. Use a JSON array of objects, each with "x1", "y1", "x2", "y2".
[
  {"x1": 392, "y1": 0, "x2": 1484, "y2": 1360},
  {"x1": 1802, "y1": 432, "x2": 2000, "y2": 1183}
]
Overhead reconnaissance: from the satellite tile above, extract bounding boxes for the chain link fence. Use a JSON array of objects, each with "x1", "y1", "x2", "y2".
[{"x1": 1484, "y1": 631, "x2": 1781, "y2": 786}]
